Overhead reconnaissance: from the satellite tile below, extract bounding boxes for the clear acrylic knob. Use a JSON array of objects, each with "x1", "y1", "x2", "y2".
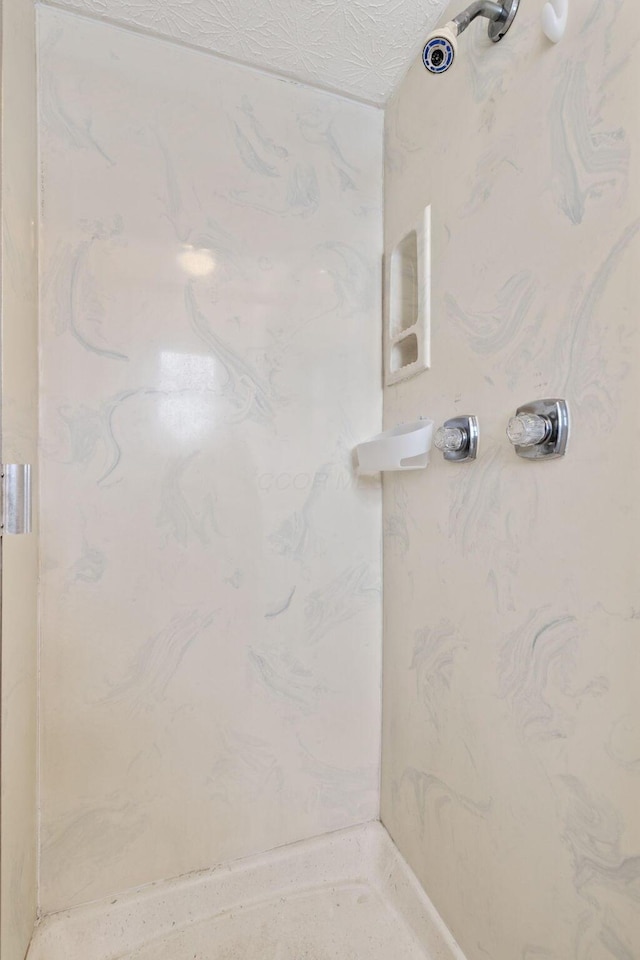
[
  {"x1": 506, "y1": 413, "x2": 551, "y2": 447},
  {"x1": 508, "y1": 399, "x2": 569, "y2": 460},
  {"x1": 434, "y1": 416, "x2": 479, "y2": 462},
  {"x1": 435, "y1": 426, "x2": 466, "y2": 453}
]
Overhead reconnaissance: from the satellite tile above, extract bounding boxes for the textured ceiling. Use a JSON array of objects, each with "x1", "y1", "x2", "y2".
[{"x1": 55, "y1": 0, "x2": 450, "y2": 104}]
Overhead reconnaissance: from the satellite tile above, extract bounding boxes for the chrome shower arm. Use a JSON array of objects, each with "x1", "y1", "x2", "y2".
[
  {"x1": 453, "y1": 1, "x2": 506, "y2": 34},
  {"x1": 422, "y1": 0, "x2": 519, "y2": 73}
]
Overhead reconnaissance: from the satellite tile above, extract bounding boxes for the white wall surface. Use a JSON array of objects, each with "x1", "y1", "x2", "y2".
[
  {"x1": 38, "y1": 5, "x2": 382, "y2": 913},
  {"x1": 0, "y1": 0, "x2": 39, "y2": 956},
  {"x1": 382, "y1": 2, "x2": 640, "y2": 959}
]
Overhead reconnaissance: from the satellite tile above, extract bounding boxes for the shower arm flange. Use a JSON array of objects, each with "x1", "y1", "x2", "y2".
[{"x1": 452, "y1": 0, "x2": 514, "y2": 38}]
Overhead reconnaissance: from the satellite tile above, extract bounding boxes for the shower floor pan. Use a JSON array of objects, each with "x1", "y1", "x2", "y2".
[{"x1": 28, "y1": 822, "x2": 465, "y2": 960}]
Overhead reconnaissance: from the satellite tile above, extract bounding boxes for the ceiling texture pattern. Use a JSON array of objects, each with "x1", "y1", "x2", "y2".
[{"x1": 55, "y1": 0, "x2": 450, "y2": 104}]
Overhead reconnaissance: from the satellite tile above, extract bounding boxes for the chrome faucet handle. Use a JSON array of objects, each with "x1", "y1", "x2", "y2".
[
  {"x1": 435, "y1": 425, "x2": 467, "y2": 453},
  {"x1": 507, "y1": 399, "x2": 569, "y2": 460},
  {"x1": 506, "y1": 413, "x2": 551, "y2": 447},
  {"x1": 434, "y1": 416, "x2": 479, "y2": 462}
]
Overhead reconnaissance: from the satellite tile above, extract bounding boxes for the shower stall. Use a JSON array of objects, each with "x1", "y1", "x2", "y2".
[{"x1": 1, "y1": 0, "x2": 639, "y2": 958}]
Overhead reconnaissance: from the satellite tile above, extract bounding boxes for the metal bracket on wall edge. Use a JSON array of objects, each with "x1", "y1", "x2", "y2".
[{"x1": 1, "y1": 464, "x2": 32, "y2": 535}]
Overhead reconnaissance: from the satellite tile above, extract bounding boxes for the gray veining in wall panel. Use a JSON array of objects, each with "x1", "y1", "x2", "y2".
[
  {"x1": 38, "y1": 6, "x2": 382, "y2": 912},
  {"x1": 382, "y1": 2, "x2": 640, "y2": 959}
]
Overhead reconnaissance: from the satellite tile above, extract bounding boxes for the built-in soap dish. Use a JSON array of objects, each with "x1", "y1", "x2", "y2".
[
  {"x1": 356, "y1": 420, "x2": 434, "y2": 474},
  {"x1": 385, "y1": 207, "x2": 430, "y2": 386}
]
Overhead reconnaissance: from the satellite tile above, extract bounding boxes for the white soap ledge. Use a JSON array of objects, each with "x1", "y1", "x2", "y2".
[{"x1": 356, "y1": 420, "x2": 434, "y2": 474}]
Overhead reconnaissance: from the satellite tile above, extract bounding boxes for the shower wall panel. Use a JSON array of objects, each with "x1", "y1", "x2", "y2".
[
  {"x1": 38, "y1": 6, "x2": 382, "y2": 913},
  {"x1": 0, "y1": 0, "x2": 39, "y2": 955},
  {"x1": 382, "y1": 2, "x2": 640, "y2": 959}
]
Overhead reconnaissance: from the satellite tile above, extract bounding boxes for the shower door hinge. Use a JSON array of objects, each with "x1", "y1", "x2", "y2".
[{"x1": 1, "y1": 464, "x2": 32, "y2": 535}]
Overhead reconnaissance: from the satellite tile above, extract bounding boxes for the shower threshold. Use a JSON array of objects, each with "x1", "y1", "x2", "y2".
[{"x1": 27, "y1": 822, "x2": 465, "y2": 960}]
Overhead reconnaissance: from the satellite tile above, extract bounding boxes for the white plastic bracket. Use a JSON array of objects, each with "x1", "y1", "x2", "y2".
[{"x1": 541, "y1": 0, "x2": 568, "y2": 43}]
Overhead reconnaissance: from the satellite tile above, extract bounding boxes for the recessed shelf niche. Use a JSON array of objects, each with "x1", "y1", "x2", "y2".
[{"x1": 385, "y1": 206, "x2": 431, "y2": 386}]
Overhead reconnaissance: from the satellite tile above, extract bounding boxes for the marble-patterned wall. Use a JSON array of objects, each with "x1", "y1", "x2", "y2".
[
  {"x1": 382, "y1": 3, "x2": 640, "y2": 960},
  {"x1": 0, "y1": 0, "x2": 39, "y2": 956},
  {"x1": 38, "y1": 6, "x2": 382, "y2": 913}
]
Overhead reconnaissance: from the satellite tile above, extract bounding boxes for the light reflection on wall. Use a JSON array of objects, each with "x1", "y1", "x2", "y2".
[
  {"x1": 158, "y1": 350, "x2": 218, "y2": 441},
  {"x1": 177, "y1": 245, "x2": 216, "y2": 277}
]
